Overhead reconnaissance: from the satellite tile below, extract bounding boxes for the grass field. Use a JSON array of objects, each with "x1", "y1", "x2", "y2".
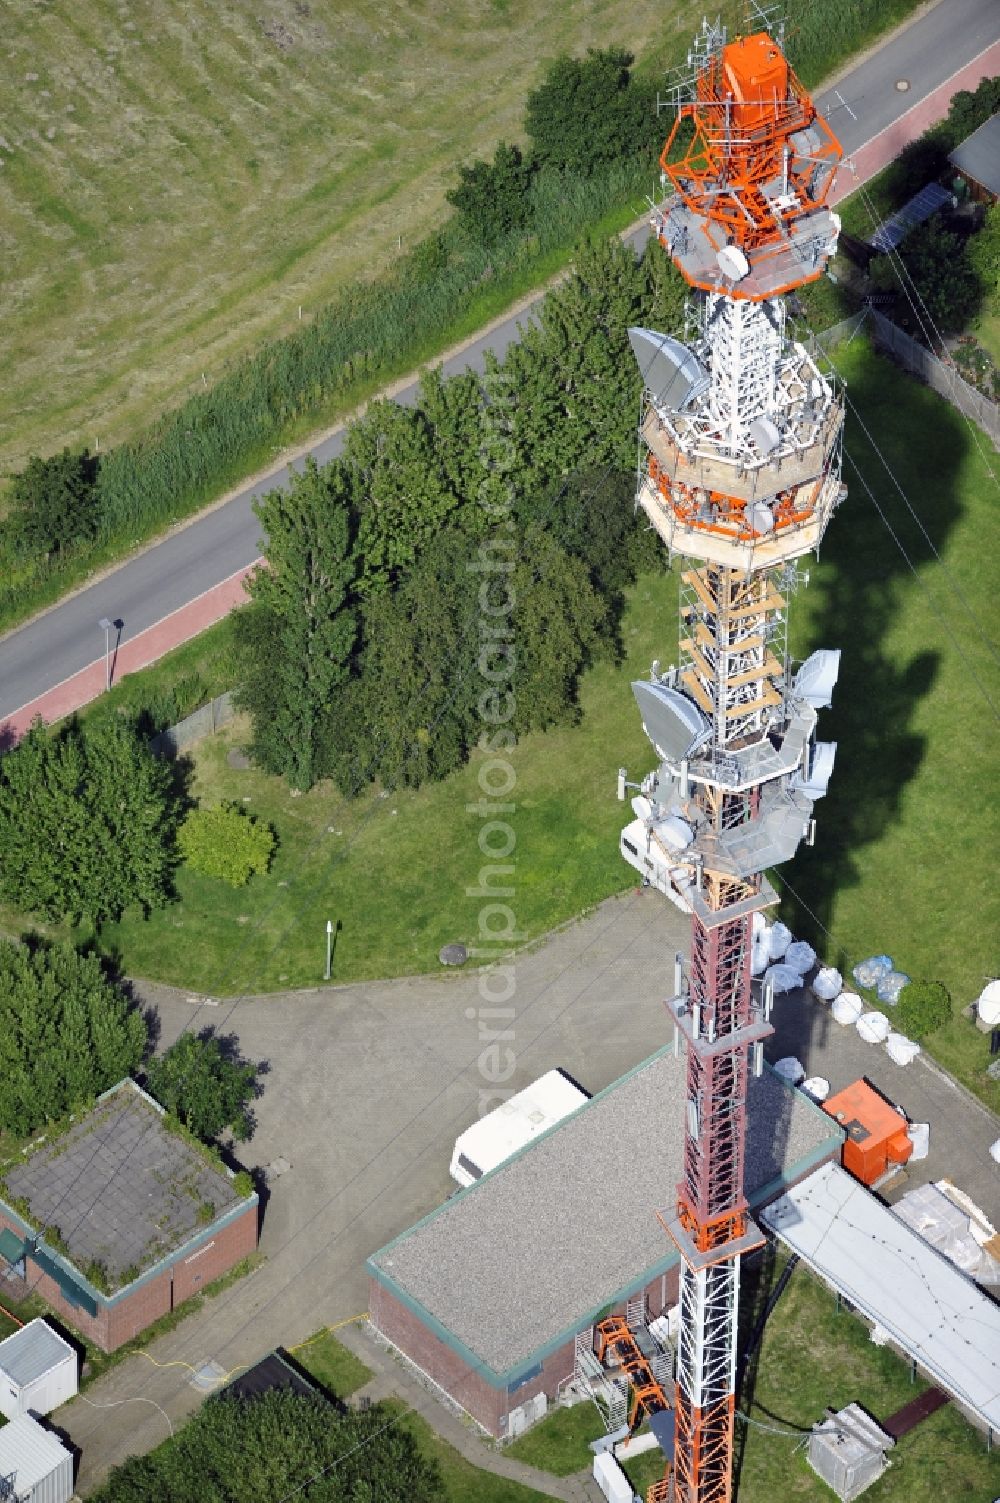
[
  {"x1": 9, "y1": 342, "x2": 997, "y2": 1107},
  {"x1": 0, "y1": 0, "x2": 694, "y2": 475},
  {"x1": 0, "y1": 0, "x2": 924, "y2": 484},
  {"x1": 506, "y1": 1259, "x2": 1000, "y2": 1501}
]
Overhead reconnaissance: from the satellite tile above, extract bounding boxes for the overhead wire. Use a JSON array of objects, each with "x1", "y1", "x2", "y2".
[{"x1": 855, "y1": 179, "x2": 998, "y2": 490}]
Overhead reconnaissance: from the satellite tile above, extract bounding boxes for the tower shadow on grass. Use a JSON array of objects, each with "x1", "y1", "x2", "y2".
[{"x1": 732, "y1": 341, "x2": 970, "y2": 1494}]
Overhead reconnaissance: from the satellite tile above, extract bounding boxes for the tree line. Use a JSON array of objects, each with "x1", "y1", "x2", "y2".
[{"x1": 233, "y1": 235, "x2": 685, "y2": 792}]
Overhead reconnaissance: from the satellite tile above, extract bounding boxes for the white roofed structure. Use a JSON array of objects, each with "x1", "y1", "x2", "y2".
[{"x1": 762, "y1": 1162, "x2": 1000, "y2": 1433}]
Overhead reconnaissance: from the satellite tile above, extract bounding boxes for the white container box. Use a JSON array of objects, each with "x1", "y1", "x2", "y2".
[
  {"x1": 0, "y1": 1319, "x2": 78, "y2": 1420},
  {"x1": 593, "y1": 1451, "x2": 634, "y2": 1503},
  {"x1": 0, "y1": 1413, "x2": 74, "y2": 1503}
]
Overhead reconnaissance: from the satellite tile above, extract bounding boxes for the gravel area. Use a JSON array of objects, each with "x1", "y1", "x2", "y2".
[
  {"x1": 5, "y1": 1083, "x2": 242, "y2": 1287},
  {"x1": 370, "y1": 1047, "x2": 840, "y2": 1374}
]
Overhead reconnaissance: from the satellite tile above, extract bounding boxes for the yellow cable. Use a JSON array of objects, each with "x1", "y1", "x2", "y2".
[{"x1": 289, "y1": 1312, "x2": 368, "y2": 1351}]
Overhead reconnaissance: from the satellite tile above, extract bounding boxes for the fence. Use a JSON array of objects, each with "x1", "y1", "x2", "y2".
[
  {"x1": 149, "y1": 690, "x2": 236, "y2": 758},
  {"x1": 867, "y1": 309, "x2": 1000, "y2": 449},
  {"x1": 815, "y1": 307, "x2": 1000, "y2": 449}
]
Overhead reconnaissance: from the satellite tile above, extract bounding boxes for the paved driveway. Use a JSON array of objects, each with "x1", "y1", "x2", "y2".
[
  {"x1": 64, "y1": 888, "x2": 687, "y2": 1492},
  {"x1": 57, "y1": 888, "x2": 999, "y2": 1492}
]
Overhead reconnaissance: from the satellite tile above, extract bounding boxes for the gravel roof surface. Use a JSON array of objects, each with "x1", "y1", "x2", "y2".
[
  {"x1": 5, "y1": 1084, "x2": 242, "y2": 1288},
  {"x1": 371, "y1": 1050, "x2": 839, "y2": 1374}
]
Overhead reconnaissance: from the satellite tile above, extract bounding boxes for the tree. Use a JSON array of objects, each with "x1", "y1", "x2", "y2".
[
  {"x1": 968, "y1": 200, "x2": 1000, "y2": 317},
  {"x1": 0, "y1": 938, "x2": 147, "y2": 1136},
  {"x1": 178, "y1": 804, "x2": 276, "y2": 886},
  {"x1": 88, "y1": 1390, "x2": 444, "y2": 1503},
  {"x1": 235, "y1": 458, "x2": 358, "y2": 789},
  {"x1": 415, "y1": 366, "x2": 486, "y2": 506},
  {"x1": 510, "y1": 524, "x2": 605, "y2": 733},
  {"x1": 341, "y1": 402, "x2": 463, "y2": 589},
  {"x1": 446, "y1": 140, "x2": 537, "y2": 245},
  {"x1": 322, "y1": 528, "x2": 481, "y2": 791},
  {"x1": 518, "y1": 469, "x2": 658, "y2": 608},
  {"x1": 0, "y1": 717, "x2": 178, "y2": 925},
  {"x1": 893, "y1": 219, "x2": 982, "y2": 333},
  {"x1": 894, "y1": 979, "x2": 952, "y2": 1040},
  {"x1": 525, "y1": 48, "x2": 657, "y2": 177},
  {"x1": 144, "y1": 1029, "x2": 259, "y2": 1143},
  {"x1": 486, "y1": 236, "x2": 649, "y2": 497},
  {"x1": 9, "y1": 446, "x2": 100, "y2": 558}
]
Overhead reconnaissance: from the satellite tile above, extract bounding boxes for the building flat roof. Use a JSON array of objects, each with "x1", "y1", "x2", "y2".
[
  {"x1": 0, "y1": 1319, "x2": 75, "y2": 1388},
  {"x1": 763, "y1": 1162, "x2": 1000, "y2": 1432},
  {"x1": 949, "y1": 114, "x2": 1000, "y2": 198},
  {"x1": 3, "y1": 1081, "x2": 246, "y2": 1291},
  {"x1": 369, "y1": 1047, "x2": 841, "y2": 1379}
]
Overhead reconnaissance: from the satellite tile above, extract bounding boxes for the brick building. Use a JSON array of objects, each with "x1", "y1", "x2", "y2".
[
  {"x1": 0, "y1": 1080, "x2": 258, "y2": 1351},
  {"x1": 368, "y1": 1047, "x2": 842, "y2": 1437}
]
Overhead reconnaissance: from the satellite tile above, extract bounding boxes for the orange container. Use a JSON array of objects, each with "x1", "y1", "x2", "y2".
[
  {"x1": 722, "y1": 34, "x2": 789, "y2": 131},
  {"x1": 823, "y1": 1079, "x2": 913, "y2": 1187}
]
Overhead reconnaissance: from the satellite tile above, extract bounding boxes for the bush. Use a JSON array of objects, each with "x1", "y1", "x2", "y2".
[
  {"x1": 525, "y1": 48, "x2": 657, "y2": 176},
  {"x1": 178, "y1": 803, "x2": 275, "y2": 886},
  {"x1": 447, "y1": 141, "x2": 537, "y2": 245},
  {"x1": 894, "y1": 979, "x2": 952, "y2": 1040},
  {"x1": 0, "y1": 716, "x2": 180, "y2": 925},
  {"x1": 9, "y1": 446, "x2": 99, "y2": 558}
]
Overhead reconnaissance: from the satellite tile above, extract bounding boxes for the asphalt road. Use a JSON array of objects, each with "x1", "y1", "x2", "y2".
[{"x1": 1, "y1": 0, "x2": 997, "y2": 722}]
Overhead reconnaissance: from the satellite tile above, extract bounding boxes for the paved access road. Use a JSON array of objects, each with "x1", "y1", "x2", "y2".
[
  {"x1": 52, "y1": 889, "x2": 1000, "y2": 1493},
  {"x1": 1, "y1": 0, "x2": 998, "y2": 727}
]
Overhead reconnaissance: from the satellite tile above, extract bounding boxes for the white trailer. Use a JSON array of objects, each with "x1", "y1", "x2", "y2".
[{"x1": 449, "y1": 1069, "x2": 589, "y2": 1187}]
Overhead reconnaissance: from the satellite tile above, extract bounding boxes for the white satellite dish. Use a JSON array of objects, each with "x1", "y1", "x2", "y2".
[{"x1": 717, "y1": 245, "x2": 750, "y2": 281}]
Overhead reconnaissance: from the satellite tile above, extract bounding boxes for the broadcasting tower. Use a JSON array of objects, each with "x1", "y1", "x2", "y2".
[{"x1": 618, "y1": 22, "x2": 844, "y2": 1503}]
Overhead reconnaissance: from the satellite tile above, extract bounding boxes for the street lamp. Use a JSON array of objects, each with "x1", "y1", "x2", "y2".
[
  {"x1": 324, "y1": 919, "x2": 334, "y2": 982},
  {"x1": 98, "y1": 617, "x2": 113, "y2": 692}
]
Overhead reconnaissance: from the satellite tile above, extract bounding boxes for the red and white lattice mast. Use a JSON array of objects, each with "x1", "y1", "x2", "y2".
[{"x1": 618, "y1": 22, "x2": 844, "y2": 1503}]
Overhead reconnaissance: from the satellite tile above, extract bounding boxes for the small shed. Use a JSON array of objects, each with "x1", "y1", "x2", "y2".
[
  {"x1": 0, "y1": 1413, "x2": 74, "y2": 1503},
  {"x1": 807, "y1": 1403, "x2": 894, "y2": 1500},
  {"x1": 0, "y1": 1319, "x2": 78, "y2": 1421},
  {"x1": 948, "y1": 113, "x2": 1000, "y2": 202}
]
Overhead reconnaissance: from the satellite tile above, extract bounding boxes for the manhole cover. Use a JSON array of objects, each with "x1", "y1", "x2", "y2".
[
  {"x1": 266, "y1": 1156, "x2": 292, "y2": 1180},
  {"x1": 439, "y1": 943, "x2": 468, "y2": 967},
  {"x1": 895, "y1": 78, "x2": 910, "y2": 92},
  {"x1": 190, "y1": 1360, "x2": 227, "y2": 1391}
]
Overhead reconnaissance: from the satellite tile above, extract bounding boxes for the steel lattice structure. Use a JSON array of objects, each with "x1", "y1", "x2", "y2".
[{"x1": 618, "y1": 23, "x2": 845, "y2": 1503}]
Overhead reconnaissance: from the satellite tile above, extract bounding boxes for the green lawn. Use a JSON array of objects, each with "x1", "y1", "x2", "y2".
[
  {"x1": 291, "y1": 1328, "x2": 372, "y2": 1401},
  {"x1": 385, "y1": 1400, "x2": 557, "y2": 1503},
  {"x1": 506, "y1": 1401, "x2": 603, "y2": 1475}
]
